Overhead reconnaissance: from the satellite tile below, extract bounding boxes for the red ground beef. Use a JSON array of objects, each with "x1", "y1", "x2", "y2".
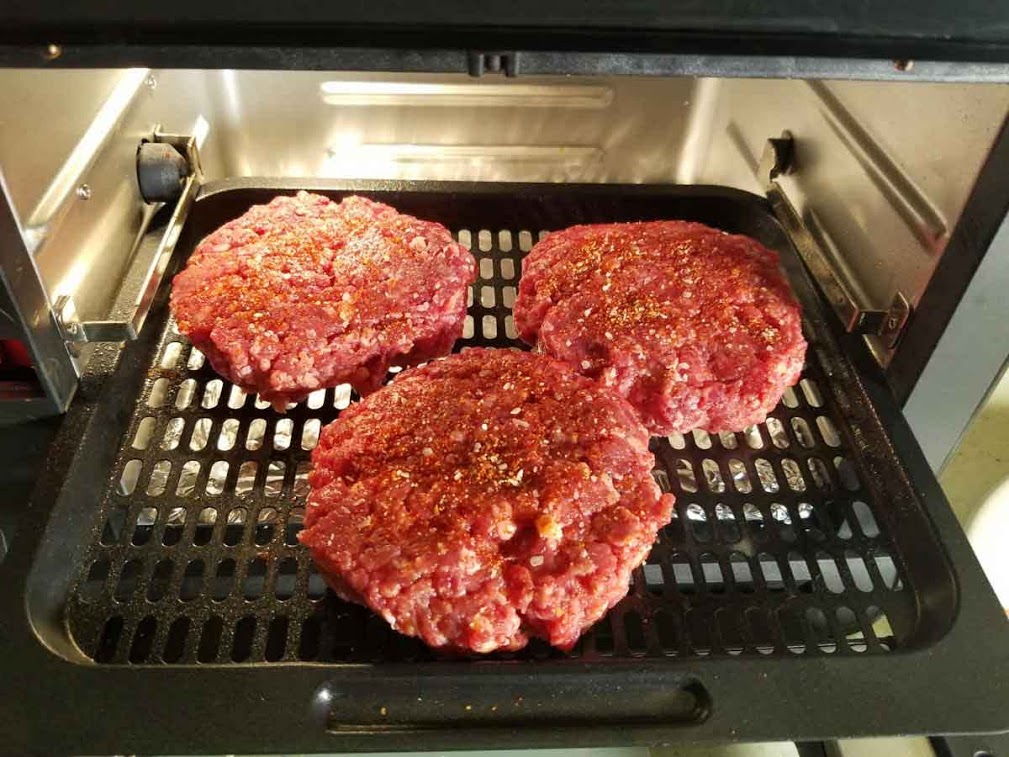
[
  {"x1": 170, "y1": 192, "x2": 475, "y2": 407},
  {"x1": 299, "y1": 349, "x2": 674, "y2": 654},
  {"x1": 514, "y1": 221, "x2": 806, "y2": 435}
]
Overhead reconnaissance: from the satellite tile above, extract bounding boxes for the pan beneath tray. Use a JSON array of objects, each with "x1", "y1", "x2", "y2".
[{"x1": 5, "y1": 180, "x2": 1009, "y2": 754}]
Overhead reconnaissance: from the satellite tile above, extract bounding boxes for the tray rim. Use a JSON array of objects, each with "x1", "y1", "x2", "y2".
[{"x1": 3, "y1": 178, "x2": 1008, "y2": 754}]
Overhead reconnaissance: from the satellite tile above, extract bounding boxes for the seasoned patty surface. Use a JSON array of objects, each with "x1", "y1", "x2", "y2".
[
  {"x1": 514, "y1": 221, "x2": 806, "y2": 434},
  {"x1": 299, "y1": 348, "x2": 675, "y2": 654},
  {"x1": 170, "y1": 191, "x2": 475, "y2": 406}
]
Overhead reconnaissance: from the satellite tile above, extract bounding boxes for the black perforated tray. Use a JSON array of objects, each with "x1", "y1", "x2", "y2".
[{"x1": 3, "y1": 180, "x2": 1009, "y2": 755}]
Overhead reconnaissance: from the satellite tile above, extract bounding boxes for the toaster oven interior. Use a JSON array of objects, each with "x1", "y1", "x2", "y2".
[
  {"x1": 3, "y1": 69, "x2": 1009, "y2": 471},
  {"x1": 3, "y1": 64, "x2": 1009, "y2": 753}
]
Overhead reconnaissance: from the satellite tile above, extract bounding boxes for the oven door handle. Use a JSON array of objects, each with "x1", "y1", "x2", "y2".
[{"x1": 311, "y1": 666, "x2": 712, "y2": 733}]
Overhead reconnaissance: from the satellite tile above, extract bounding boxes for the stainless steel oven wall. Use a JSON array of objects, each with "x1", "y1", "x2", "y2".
[
  {"x1": 0, "y1": 68, "x2": 219, "y2": 419},
  {"x1": 2, "y1": 68, "x2": 1008, "y2": 437},
  {"x1": 2, "y1": 68, "x2": 225, "y2": 324},
  {"x1": 0, "y1": 69, "x2": 133, "y2": 418},
  {"x1": 674, "y1": 77, "x2": 1009, "y2": 469},
  {"x1": 191, "y1": 71, "x2": 697, "y2": 184},
  {"x1": 0, "y1": 69, "x2": 699, "y2": 418},
  {"x1": 188, "y1": 72, "x2": 1007, "y2": 368},
  {"x1": 684, "y1": 77, "x2": 1009, "y2": 367}
]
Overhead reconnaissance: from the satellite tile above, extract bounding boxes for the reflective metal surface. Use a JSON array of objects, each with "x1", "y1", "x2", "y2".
[
  {"x1": 56, "y1": 130, "x2": 203, "y2": 344},
  {"x1": 1, "y1": 68, "x2": 1007, "y2": 415},
  {"x1": 21, "y1": 69, "x2": 150, "y2": 254},
  {"x1": 0, "y1": 69, "x2": 128, "y2": 222},
  {"x1": 693, "y1": 76, "x2": 1009, "y2": 365},
  {"x1": 318, "y1": 80, "x2": 615, "y2": 108},
  {"x1": 761, "y1": 134, "x2": 911, "y2": 354},
  {"x1": 0, "y1": 68, "x2": 217, "y2": 416},
  {"x1": 205, "y1": 71, "x2": 692, "y2": 183}
]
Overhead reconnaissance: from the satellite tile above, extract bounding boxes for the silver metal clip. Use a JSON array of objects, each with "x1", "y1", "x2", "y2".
[
  {"x1": 55, "y1": 129, "x2": 201, "y2": 344},
  {"x1": 760, "y1": 132, "x2": 911, "y2": 351}
]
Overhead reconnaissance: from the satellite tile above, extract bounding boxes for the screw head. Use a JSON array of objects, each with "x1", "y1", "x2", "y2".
[
  {"x1": 887, "y1": 316, "x2": 899, "y2": 330},
  {"x1": 145, "y1": 74, "x2": 157, "y2": 90},
  {"x1": 44, "y1": 43, "x2": 62, "y2": 60},
  {"x1": 75, "y1": 184, "x2": 92, "y2": 201},
  {"x1": 894, "y1": 59, "x2": 914, "y2": 72}
]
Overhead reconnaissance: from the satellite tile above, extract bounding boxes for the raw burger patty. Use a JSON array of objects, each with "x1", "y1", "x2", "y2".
[
  {"x1": 299, "y1": 348, "x2": 675, "y2": 654},
  {"x1": 514, "y1": 221, "x2": 806, "y2": 434},
  {"x1": 170, "y1": 191, "x2": 476, "y2": 406}
]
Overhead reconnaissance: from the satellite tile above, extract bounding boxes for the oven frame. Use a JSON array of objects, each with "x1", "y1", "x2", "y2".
[
  {"x1": 5, "y1": 0, "x2": 1009, "y2": 74},
  {"x1": 4, "y1": 14, "x2": 1009, "y2": 751}
]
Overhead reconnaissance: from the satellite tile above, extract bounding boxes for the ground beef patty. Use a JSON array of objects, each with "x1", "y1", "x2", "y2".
[
  {"x1": 170, "y1": 192, "x2": 475, "y2": 407},
  {"x1": 299, "y1": 348, "x2": 674, "y2": 654},
  {"x1": 514, "y1": 221, "x2": 806, "y2": 435}
]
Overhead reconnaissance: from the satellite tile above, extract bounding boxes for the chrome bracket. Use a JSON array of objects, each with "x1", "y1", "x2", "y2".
[
  {"x1": 760, "y1": 132, "x2": 911, "y2": 350},
  {"x1": 55, "y1": 129, "x2": 201, "y2": 344}
]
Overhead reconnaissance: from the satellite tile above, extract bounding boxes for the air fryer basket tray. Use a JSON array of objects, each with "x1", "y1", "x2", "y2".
[{"x1": 5, "y1": 180, "x2": 1009, "y2": 754}]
